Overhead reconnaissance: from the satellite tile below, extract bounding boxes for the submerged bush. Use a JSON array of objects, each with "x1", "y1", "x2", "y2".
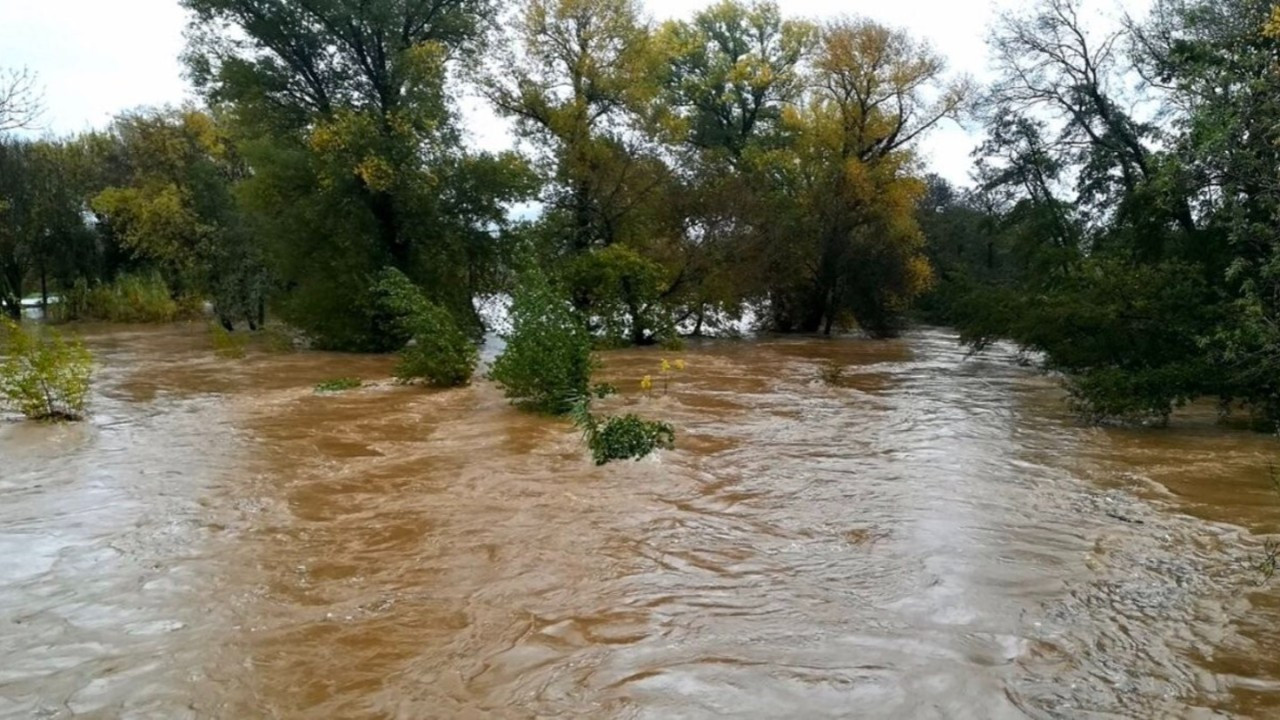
[
  {"x1": 374, "y1": 268, "x2": 478, "y2": 387},
  {"x1": 57, "y1": 273, "x2": 201, "y2": 324},
  {"x1": 0, "y1": 319, "x2": 93, "y2": 421},
  {"x1": 570, "y1": 396, "x2": 675, "y2": 466},
  {"x1": 315, "y1": 377, "x2": 362, "y2": 393},
  {"x1": 209, "y1": 323, "x2": 248, "y2": 359},
  {"x1": 490, "y1": 271, "x2": 594, "y2": 415}
]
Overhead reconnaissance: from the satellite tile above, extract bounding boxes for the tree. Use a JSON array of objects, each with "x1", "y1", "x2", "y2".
[
  {"x1": 661, "y1": 1, "x2": 814, "y2": 160},
  {"x1": 947, "y1": 0, "x2": 1280, "y2": 425},
  {"x1": 182, "y1": 0, "x2": 531, "y2": 349},
  {"x1": 758, "y1": 18, "x2": 968, "y2": 336},
  {"x1": 90, "y1": 108, "x2": 267, "y2": 328},
  {"x1": 489, "y1": 268, "x2": 595, "y2": 415},
  {"x1": 483, "y1": 0, "x2": 690, "y2": 344},
  {"x1": 0, "y1": 138, "x2": 97, "y2": 319},
  {"x1": 657, "y1": 1, "x2": 815, "y2": 335},
  {"x1": 1129, "y1": 0, "x2": 1280, "y2": 421}
]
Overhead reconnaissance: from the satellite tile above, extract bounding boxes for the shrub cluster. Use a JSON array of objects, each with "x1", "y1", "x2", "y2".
[
  {"x1": 489, "y1": 271, "x2": 593, "y2": 414},
  {"x1": 56, "y1": 273, "x2": 202, "y2": 324},
  {"x1": 374, "y1": 268, "x2": 477, "y2": 387},
  {"x1": 0, "y1": 319, "x2": 93, "y2": 421}
]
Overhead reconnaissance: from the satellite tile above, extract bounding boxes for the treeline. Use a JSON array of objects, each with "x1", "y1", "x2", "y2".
[
  {"x1": 4, "y1": 0, "x2": 1280, "y2": 429},
  {"x1": 920, "y1": 0, "x2": 1280, "y2": 427},
  {"x1": 0, "y1": 0, "x2": 963, "y2": 347}
]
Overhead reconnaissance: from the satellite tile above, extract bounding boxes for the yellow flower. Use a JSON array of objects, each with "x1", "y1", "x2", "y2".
[
  {"x1": 673, "y1": 359, "x2": 685, "y2": 371},
  {"x1": 640, "y1": 375, "x2": 653, "y2": 391},
  {"x1": 660, "y1": 358, "x2": 672, "y2": 373}
]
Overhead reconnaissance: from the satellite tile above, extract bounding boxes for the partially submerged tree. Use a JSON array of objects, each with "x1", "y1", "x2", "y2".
[
  {"x1": 182, "y1": 0, "x2": 532, "y2": 349},
  {"x1": 759, "y1": 18, "x2": 968, "y2": 336}
]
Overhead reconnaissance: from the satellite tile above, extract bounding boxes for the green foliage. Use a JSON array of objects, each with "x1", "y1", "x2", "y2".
[
  {"x1": 0, "y1": 319, "x2": 93, "y2": 421},
  {"x1": 570, "y1": 396, "x2": 675, "y2": 465},
  {"x1": 183, "y1": 0, "x2": 530, "y2": 351},
  {"x1": 0, "y1": 138, "x2": 99, "y2": 319},
  {"x1": 933, "y1": 0, "x2": 1280, "y2": 427},
  {"x1": 257, "y1": 326, "x2": 297, "y2": 353},
  {"x1": 566, "y1": 245, "x2": 673, "y2": 345},
  {"x1": 209, "y1": 322, "x2": 248, "y2": 359},
  {"x1": 490, "y1": 271, "x2": 595, "y2": 415},
  {"x1": 315, "y1": 377, "x2": 362, "y2": 393},
  {"x1": 89, "y1": 108, "x2": 267, "y2": 328},
  {"x1": 56, "y1": 273, "x2": 199, "y2": 324},
  {"x1": 373, "y1": 267, "x2": 477, "y2": 387}
]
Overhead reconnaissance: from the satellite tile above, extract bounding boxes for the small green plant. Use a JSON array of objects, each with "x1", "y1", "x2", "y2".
[
  {"x1": 374, "y1": 268, "x2": 477, "y2": 387},
  {"x1": 0, "y1": 319, "x2": 93, "y2": 421},
  {"x1": 315, "y1": 377, "x2": 362, "y2": 393},
  {"x1": 1258, "y1": 538, "x2": 1280, "y2": 583},
  {"x1": 570, "y1": 394, "x2": 675, "y2": 466},
  {"x1": 490, "y1": 270, "x2": 594, "y2": 415},
  {"x1": 209, "y1": 323, "x2": 248, "y2": 359}
]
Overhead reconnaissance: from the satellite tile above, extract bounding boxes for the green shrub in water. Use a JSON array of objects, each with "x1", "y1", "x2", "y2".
[
  {"x1": 209, "y1": 323, "x2": 248, "y2": 359},
  {"x1": 315, "y1": 377, "x2": 362, "y2": 393},
  {"x1": 374, "y1": 268, "x2": 477, "y2": 387},
  {"x1": 0, "y1": 319, "x2": 93, "y2": 421},
  {"x1": 490, "y1": 271, "x2": 594, "y2": 415},
  {"x1": 58, "y1": 273, "x2": 201, "y2": 323},
  {"x1": 570, "y1": 395, "x2": 675, "y2": 466}
]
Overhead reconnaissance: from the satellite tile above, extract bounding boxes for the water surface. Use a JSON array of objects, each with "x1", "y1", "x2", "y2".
[{"x1": 2, "y1": 325, "x2": 1278, "y2": 718}]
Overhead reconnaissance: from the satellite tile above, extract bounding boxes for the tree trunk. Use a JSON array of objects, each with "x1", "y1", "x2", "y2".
[{"x1": 368, "y1": 189, "x2": 406, "y2": 270}]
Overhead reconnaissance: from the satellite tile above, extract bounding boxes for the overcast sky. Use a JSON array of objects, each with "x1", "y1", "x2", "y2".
[{"x1": 1, "y1": 0, "x2": 1149, "y2": 185}]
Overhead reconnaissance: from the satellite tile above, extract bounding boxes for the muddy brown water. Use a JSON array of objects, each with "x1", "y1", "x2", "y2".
[{"x1": 3, "y1": 324, "x2": 1280, "y2": 719}]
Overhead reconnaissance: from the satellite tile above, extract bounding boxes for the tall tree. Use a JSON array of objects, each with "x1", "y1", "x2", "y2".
[
  {"x1": 657, "y1": 1, "x2": 815, "y2": 334},
  {"x1": 483, "y1": 0, "x2": 680, "y2": 344},
  {"x1": 760, "y1": 18, "x2": 969, "y2": 336},
  {"x1": 90, "y1": 108, "x2": 268, "y2": 328},
  {"x1": 0, "y1": 139, "x2": 96, "y2": 319},
  {"x1": 182, "y1": 0, "x2": 530, "y2": 349}
]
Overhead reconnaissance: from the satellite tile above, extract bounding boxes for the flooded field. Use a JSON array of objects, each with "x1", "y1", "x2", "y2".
[{"x1": 2, "y1": 324, "x2": 1279, "y2": 719}]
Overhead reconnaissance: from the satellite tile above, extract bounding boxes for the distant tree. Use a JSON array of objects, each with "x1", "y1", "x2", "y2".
[
  {"x1": 482, "y1": 0, "x2": 685, "y2": 344},
  {"x1": 0, "y1": 138, "x2": 96, "y2": 319}
]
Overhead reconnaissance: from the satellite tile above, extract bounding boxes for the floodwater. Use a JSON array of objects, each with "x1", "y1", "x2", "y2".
[{"x1": 2, "y1": 324, "x2": 1280, "y2": 719}]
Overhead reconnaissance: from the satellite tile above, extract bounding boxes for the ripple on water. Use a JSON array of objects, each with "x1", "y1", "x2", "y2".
[{"x1": 3, "y1": 326, "x2": 1280, "y2": 718}]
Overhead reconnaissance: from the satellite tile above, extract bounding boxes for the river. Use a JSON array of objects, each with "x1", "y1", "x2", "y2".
[{"x1": 2, "y1": 324, "x2": 1279, "y2": 718}]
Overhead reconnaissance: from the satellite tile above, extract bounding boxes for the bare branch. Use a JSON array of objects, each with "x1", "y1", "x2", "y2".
[{"x1": 0, "y1": 67, "x2": 45, "y2": 133}]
